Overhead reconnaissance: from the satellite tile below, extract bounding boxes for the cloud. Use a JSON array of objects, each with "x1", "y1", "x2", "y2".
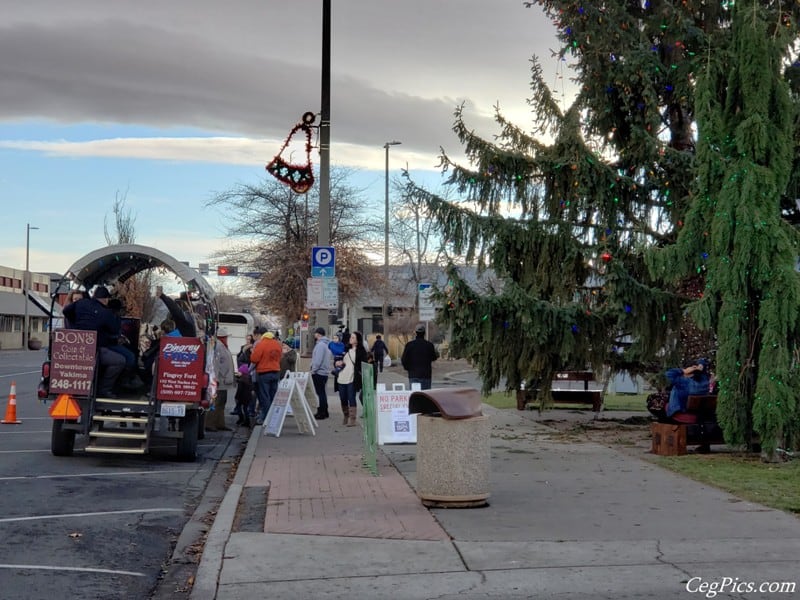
[
  {"x1": 0, "y1": 1, "x2": 565, "y2": 275},
  {"x1": 0, "y1": 136, "x2": 451, "y2": 171},
  {"x1": 0, "y1": 1, "x2": 552, "y2": 156}
]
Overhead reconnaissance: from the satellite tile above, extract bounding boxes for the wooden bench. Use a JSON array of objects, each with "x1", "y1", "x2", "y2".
[{"x1": 516, "y1": 371, "x2": 603, "y2": 412}]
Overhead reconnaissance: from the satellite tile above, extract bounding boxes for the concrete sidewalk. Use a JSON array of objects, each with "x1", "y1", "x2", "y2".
[{"x1": 192, "y1": 365, "x2": 800, "y2": 600}]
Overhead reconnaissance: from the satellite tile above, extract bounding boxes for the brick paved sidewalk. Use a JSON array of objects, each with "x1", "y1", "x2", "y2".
[{"x1": 245, "y1": 399, "x2": 449, "y2": 541}]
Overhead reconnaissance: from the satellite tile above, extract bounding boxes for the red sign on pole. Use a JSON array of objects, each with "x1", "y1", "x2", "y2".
[
  {"x1": 156, "y1": 337, "x2": 205, "y2": 402},
  {"x1": 49, "y1": 329, "x2": 98, "y2": 396}
]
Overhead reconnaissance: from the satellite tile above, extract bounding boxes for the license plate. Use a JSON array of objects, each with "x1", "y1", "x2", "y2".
[{"x1": 161, "y1": 403, "x2": 186, "y2": 417}]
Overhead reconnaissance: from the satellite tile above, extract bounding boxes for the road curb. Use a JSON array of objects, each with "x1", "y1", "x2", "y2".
[{"x1": 191, "y1": 426, "x2": 259, "y2": 600}]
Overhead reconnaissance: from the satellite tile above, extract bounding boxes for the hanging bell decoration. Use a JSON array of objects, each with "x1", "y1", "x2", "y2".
[{"x1": 266, "y1": 111, "x2": 316, "y2": 194}]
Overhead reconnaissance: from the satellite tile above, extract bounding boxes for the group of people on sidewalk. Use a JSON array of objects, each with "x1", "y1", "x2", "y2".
[
  {"x1": 308, "y1": 323, "x2": 439, "y2": 425},
  {"x1": 231, "y1": 327, "x2": 298, "y2": 428},
  {"x1": 61, "y1": 281, "x2": 442, "y2": 433}
]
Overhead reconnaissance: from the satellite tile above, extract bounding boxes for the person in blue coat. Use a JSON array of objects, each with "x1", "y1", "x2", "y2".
[{"x1": 665, "y1": 358, "x2": 711, "y2": 421}]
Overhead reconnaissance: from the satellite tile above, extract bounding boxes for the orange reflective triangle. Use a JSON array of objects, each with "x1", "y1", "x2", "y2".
[{"x1": 49, "y1": 394, "x2": 81, "y2": 419}]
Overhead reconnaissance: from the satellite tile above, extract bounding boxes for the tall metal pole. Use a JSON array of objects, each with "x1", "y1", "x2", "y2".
[
  {"x1": 383, "y1": 141, "x2": 401, "y2": 356},
  {"x1": 315, "y1": 0, "x2": 332, "y2": 339},
  {"x1": 23, "y1": 223, "x2": 39, "y2": 349}
]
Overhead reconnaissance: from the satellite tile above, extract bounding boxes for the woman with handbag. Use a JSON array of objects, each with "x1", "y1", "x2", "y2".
[{"x1": 334, "y1": 331, "x2": 368, "y2": 426}]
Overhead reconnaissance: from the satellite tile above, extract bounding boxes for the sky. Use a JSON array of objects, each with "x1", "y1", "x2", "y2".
[{"x1": 0, "y1": 0, "x2": 568, "y2": 282}]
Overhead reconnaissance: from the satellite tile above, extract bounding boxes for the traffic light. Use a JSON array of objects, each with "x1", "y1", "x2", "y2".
[
  {"x1": 217, "y1": 265, "x2": 238, "y2": 276},
  {"x1": 301, "y1": 311, "x2": 310, "y2": 321}
]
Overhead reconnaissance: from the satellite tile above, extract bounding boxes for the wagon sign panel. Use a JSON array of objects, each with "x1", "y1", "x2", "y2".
[
  {"x1": 156, "y1": 337, "x2": 205, "y2": 402},
  {"x1": 49, "y1": 329, "x2": 97, "y2": 396}
]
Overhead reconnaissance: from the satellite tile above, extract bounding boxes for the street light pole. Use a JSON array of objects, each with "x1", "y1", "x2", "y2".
[
  {"x1": 383, "y1": 141, "x2": 401, "y2": 356},
  {"x1": 23, "y1": 223, "x2": 39, "y2": 349},
  {"x1": 314, "y1": 0, "x2": 332, "y2": 345}
]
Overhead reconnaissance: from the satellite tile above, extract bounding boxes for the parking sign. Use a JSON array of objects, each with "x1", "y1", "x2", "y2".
[{"x1": 311, "y1": 246, "x2": 335, "y2": 277}]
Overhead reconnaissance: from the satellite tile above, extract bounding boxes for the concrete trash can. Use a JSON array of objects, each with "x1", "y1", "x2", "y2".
[{"x1": 409, "y1": 387, "x2": 490, "y2": 508}]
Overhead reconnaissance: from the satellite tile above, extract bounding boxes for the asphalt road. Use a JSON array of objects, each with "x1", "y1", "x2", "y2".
[{"x1": 0, "y1": 349, "x2": 243, "y2": 600}]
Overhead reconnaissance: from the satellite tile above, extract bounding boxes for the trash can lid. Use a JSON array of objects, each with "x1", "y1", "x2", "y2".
[{"x1": 408, "y1": 387, "x2": 482, "y2": 420}]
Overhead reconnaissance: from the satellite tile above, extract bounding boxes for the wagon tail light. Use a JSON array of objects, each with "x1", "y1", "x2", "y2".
[
  {"x1": 200, "y1": 373, "x2": 211, "y2": 408},
  {"x1": 38, "y1": 362, "x2": 51, "y2": 399}
]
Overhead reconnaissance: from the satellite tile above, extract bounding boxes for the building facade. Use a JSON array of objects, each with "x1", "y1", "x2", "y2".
[{"x1": 0, "y1": 265, "x2": 52, "y2": 350}]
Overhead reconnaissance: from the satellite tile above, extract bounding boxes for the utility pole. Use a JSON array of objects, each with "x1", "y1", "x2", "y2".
[
  {"x1": 314, "y1": 0, "x2": 332, "y2": 342},
  {"x1": 23, "y1": 223, "x2": 39, "y2": 349},
  {"x1": 383, "y1": 141, "x2": 400, "y2": 356}
]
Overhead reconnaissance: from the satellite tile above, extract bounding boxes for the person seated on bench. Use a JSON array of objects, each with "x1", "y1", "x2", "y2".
[
  {"x1": 665, "y1": 358, "x2": 713, "y2": 424},
  {"x1": 62, "y1": 285, "x2": 126, "y2": 398},
  {"x1": 666, "y1": 358, "x2": 721, "y2": 454}
]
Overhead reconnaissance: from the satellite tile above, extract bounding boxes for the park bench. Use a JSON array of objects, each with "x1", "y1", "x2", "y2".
[
  {"x1": 651, "y1": 394, "x2": 724, "y2": 455},
  {"x1": 516, "y1": 370, "x2": 603, "y2": 412}
]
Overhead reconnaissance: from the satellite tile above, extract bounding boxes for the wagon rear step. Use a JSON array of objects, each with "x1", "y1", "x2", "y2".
[{"x1": 85, "y1": 395, "x2": 154, "y2": 455}]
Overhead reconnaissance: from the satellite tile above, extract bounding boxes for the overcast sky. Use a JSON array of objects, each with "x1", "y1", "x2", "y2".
[{"x1": 0, "y1": 0, "x2": 566, "y2": 277}]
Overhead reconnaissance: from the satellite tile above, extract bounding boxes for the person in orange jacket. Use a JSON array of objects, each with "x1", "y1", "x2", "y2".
[{"x1": 250, "y1": 331, "x2": 283, "y2": 424}]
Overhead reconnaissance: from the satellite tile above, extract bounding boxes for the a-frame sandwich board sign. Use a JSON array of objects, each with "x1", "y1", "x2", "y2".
[{"x1": 263, "y1": 378, "x2": 293, "y2": 437}]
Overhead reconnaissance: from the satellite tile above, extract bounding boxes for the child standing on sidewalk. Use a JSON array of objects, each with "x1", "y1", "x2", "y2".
[{"x1": 234, "y1": 363, "x2": 253, "y2": 427}]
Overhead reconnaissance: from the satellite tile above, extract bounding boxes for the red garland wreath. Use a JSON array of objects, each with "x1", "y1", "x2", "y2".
[{"x1": 266, "y1": 112, "x2": 316, "y2": 194}]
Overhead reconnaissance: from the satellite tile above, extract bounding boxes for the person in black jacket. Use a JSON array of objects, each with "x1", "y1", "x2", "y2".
[
  {"x1": 233, "y1": 363, "x2": 253, "y2": 427},
  {"x1": 370, "y1": 334, "x2": 388, "y2": 373},
  {"x1": 62, "y1": 286, "x2": 126, "y2": 397},
  {"x1": 400, "y1": 323, "x2": 439, "y2": 390}
]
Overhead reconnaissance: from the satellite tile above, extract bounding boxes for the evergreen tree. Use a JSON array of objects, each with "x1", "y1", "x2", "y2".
[
  {"x1": 650, "y1": 2, "x2": 800, "y2": 457},
  {"x1": 406, "y1": 70, "x2": 683, "y2": 400},
  {"x1": 407, "y1": 0, "x2": 800, "y2": 460}
]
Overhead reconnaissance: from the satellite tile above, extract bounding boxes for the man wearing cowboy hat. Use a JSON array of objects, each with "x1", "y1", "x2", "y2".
[{"x1": 207, "y1": 328, "x2": 235, "y2": 431}]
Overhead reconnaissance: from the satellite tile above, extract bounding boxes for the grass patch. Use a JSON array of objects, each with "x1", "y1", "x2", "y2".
[
  {"x1": 482, "y1": 391, "x2": 648, "y2": 411},
  {"x1": 655, "y1": 454, "x2": 800, "y2": 514}
]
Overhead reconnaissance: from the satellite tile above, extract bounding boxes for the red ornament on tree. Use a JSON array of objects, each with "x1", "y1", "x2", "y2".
[{"x1": 600, "y1": 251, "x2": 613, "y2": 263}]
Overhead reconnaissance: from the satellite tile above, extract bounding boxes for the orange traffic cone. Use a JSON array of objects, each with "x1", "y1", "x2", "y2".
[{"x1": 1, "y1": 381, "x2": 21, "y2": 424}]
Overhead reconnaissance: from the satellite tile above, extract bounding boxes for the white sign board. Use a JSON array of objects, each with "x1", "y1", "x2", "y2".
[
  {"x1": 287, "y1": 371, "x2": 318, "y2": 418},
  {"x1": 264, "y1": 377, "x2": 316, "y2": 436},
  {"x1": 375, "y1": 384, "x2": 417, "y2": 445},
  {"x1": 418, "y1": 283, "x2": 435, "y2": 322},
  {"x1": 307, "y1": 277, "x2": 339, "y2": 309},
  {"x1": 263, "y1": 380, "x2": 292, "y2": 437},
  {"x1": 288, "y1": 381, "x2": 316, "y2": 435}
]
